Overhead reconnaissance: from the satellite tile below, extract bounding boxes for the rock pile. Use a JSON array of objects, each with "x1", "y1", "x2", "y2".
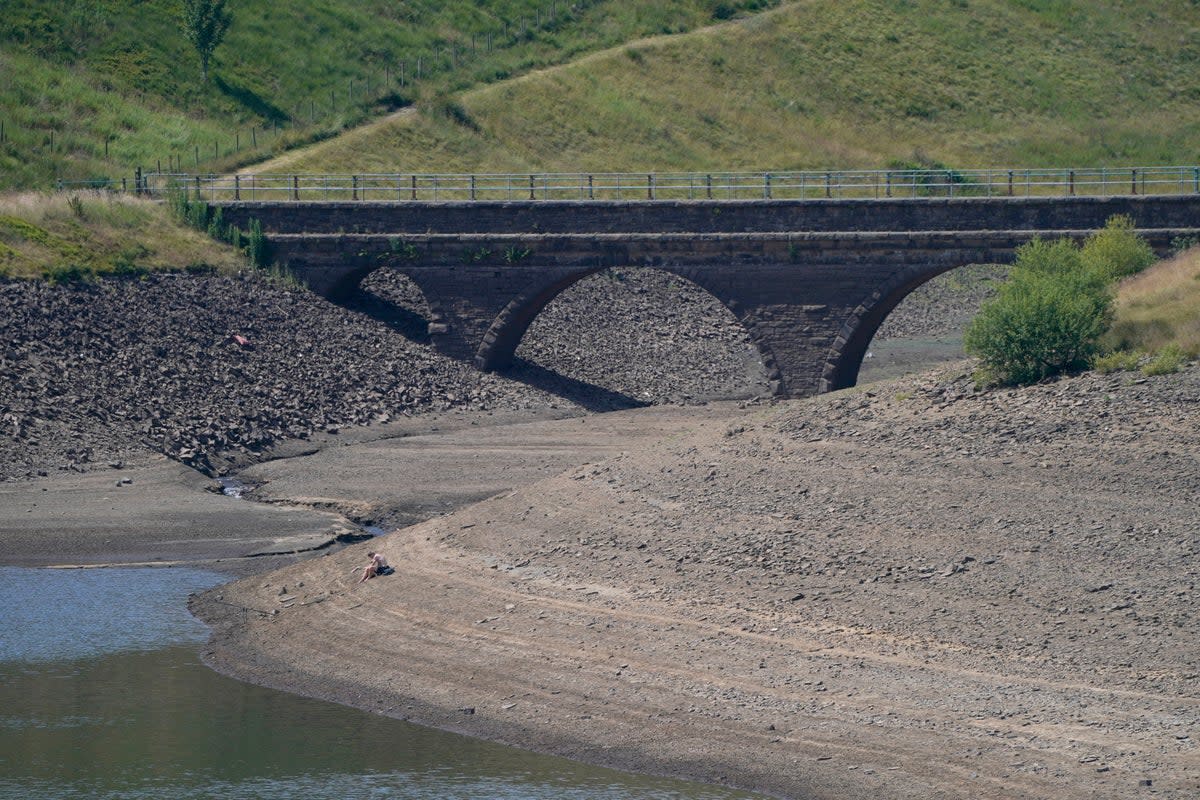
[{"x1": 1, "y1": 268, "x2": 772, "y2": 479}]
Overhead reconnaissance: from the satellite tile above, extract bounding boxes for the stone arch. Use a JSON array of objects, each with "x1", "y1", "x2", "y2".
[
  {"x1": 353, "y1": 267, "x2": 438, "y2": 342},
  {"x1": 323, "y1": 262, "x2": 452, "y2": 348},
  {"x1": 818, "y1": 261, "x2": 975, "y2": 392},
  {"x1": 474, "y1": 266, "x2": 775, "y2": 401},
  {"x1": 474, "y1": 266, "x2": 607, "y2": 371}
]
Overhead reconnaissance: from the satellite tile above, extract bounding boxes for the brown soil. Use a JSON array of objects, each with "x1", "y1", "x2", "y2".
[{"x1": 192, "y1": 363, "x2": 1200, "y2": 800}]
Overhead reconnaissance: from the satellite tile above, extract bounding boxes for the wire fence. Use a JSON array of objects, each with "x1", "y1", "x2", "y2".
[{"x1": 58, "y1": 166, "x2": 1200, "y2": 203}]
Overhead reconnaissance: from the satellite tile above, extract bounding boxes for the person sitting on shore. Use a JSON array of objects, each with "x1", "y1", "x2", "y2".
[{"x1": 360, "y1": 551, "x2": 392, "y2": 583}]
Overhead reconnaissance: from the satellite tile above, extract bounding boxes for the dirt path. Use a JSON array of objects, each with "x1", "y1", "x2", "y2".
[{"x1": 195, "y1": 364, "x2": 1200, "y2": 800}]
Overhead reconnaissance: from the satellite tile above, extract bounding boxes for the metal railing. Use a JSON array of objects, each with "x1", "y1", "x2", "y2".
[{"x1": 65, "y1": 166, "x2": 1200, "y2": 203}]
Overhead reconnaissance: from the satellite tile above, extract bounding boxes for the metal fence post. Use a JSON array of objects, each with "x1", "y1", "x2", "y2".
[
  {"x1": 1194, "y1": 167, "x2": 1199, "y2": 194},
  {"x1": 706, "y1": 174, "x2": 713, "y2": 199},
  {"x1": 234, "y1": 174, "x2": 240, "y2": 201},
  {"x1": 1131, "y1": 168, "x2": 1138, "y2": 196},
  {"x1": 529, "y1": 174, "x2": 536, "y2": 200},
  {"x1": 352, "y1": 175, "x2": 359, "y2": 201},
  {"x1": 411, "y1": 175, "x2": 418, "y2": 201},
  {"x1": 764, "y1": 173, "x2": 771, "y2": 200},
  {"x1": 825, "y1": 172, "x2": 831, "y2": 199},
  {"x1": 647, "y1": 174, "x2": 654, "y2": 200},
  {"x1": 588, "y1": 174, "x2": 594, "y2": 200},
  {"x1": 1068, "y1": 170, "x2": 1075, "y2": 196},
  {"x1": 194, "y1": 175, "x2": 201, "y2": 201},
  {"x1": 470, "y1": 175, "x2": 476, "y2": 201}
]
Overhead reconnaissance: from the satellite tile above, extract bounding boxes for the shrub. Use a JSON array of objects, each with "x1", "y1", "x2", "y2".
[
  {"x1": 1093, "y1": 350, "x2": 1141, "y2": 374},
  {"x1": 1142, "y1": 343, "x2": 1187, "y2": 376},
  {"x1": 246, "y1": 218, "x2": 268, "y2": 268},
  {"x1": 1081, "y1": 214, "x2": 1156, "y2": 281},
  {"x1": 965, "y1": 237, "x2": 1113, "y2": 385}
]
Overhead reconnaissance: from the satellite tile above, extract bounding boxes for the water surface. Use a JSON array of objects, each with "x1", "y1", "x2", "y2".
[{"x1": 0, "y1": 567, "x2": 762, "y2": 800}]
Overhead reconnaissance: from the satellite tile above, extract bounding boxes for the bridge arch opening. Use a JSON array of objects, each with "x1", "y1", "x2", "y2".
[
  {"x1": 823, "y1": 262, "x2": 1009, "y2": 391},
  {"x1": 481, "y1": 267, "x2": 774, "y2": 405},
  {"x1": 346, "y1": 268, "x2": 434, "y2": 342}
]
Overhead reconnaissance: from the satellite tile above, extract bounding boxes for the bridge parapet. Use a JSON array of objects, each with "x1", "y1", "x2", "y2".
[{"x1": 216, "y1": 194, "x2": 1200, "y2": 238}]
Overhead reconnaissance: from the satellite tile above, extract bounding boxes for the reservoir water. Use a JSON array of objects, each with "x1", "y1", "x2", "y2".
[{"x1": 0, "y1": 566, "x2": 762, "y2": 800}]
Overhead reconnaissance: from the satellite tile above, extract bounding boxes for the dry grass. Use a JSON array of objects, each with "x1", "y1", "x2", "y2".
[
  {"x1": 0, "y1": 192, "x2": 246, "y2": 280},
  {"x1": 1108, "y1": 247, "x2": 1200, "y2": 357}
]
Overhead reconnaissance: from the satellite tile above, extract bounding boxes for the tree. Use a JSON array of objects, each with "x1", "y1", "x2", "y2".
[
  {"x1": 964, "y1": 238, "x2": 1113, "y2": 385},
  {"x1": 181, "y1": 0, "x2": 232, "y2": 83}
]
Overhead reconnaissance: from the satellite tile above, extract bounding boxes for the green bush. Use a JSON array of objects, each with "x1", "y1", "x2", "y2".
[
  {"x1": 1080, "y1": 215, "x2": 1156, "y2": 281},
  {"x1": 965, "y1": 237, "x2": 1113, "y2": 385},
  {"x1": 246, "y1": 218, "x2": 268, "y2": 268},
  {"x1": 965, "y1": 217, "x2": 1158, "y2": 386}
]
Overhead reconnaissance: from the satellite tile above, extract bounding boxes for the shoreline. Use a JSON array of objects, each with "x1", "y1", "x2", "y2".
[{"x1": 8, "y1": 367, "x2": 1199, "y2": 799}]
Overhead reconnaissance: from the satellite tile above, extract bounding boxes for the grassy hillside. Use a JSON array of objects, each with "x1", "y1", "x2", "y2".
[
  {"x1": 256, "y1": 0, "x2": 1200, "y2": 174},
  {"x1": 0, "y1": 0, "x2": 776, "y2": 189},
  {"x1": 0, "y1": 192, "x2": 245, "y2": 280}
]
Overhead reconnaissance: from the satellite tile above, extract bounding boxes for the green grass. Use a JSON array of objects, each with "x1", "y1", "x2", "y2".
[
  {"x1": 1107, "y1": 246, "x2": 1200, "y2": 359},
  {"x1": 255, "y1": 0, "x2": 1200, "y2": 175},
  {"x1": 0, "y1": 0, "x2": 778, "y2": 189},
  {"x1": 0, "y1": 192, "x2": 247, "y2": 280}
]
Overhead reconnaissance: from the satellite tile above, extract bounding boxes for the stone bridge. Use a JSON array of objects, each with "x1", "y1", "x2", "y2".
[{"x1": 214, "y1": 195, "x2": 1200, "y2": 397}]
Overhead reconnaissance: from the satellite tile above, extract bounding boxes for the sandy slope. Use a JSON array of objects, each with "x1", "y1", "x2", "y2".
[{"x1": 194, "y1": 364, "x2": 1200, "y2": 800}]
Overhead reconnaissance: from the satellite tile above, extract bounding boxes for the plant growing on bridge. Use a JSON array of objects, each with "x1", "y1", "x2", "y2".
[
  {"x1": 180, "y1": 0, "x2": 232, "y2": 84},
  {"x1": 503, "y1": 246, "x2": 532, "y2": 264},
  {"x1": 384, "y1": 237, "x2": 420, "y2": 262}
]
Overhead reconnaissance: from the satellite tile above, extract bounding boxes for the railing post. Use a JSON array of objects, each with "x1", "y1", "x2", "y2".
[
  {"x1": 292, "y1": 175, "x2": 299, "y2": 201},
  {"x1": 647, "y1": 174, "x2": 654, "y2": 200},
  {"x1": 397, "y1": 175, "x2": 403, "y2": 202},
  {"x1": 411, "y1": 174, "x2": 417, "y2": 201},
  {"x1": 234, "y1": 174, "x2": 240, "y2": 201},
  {"x1": 588, "y1": 174, "x2": 594, "y2": 200},
  {"x1": 706, "y1": 174, "x2": 713, "y2": 199},
  {"x1": 1131, "y1": 168, "x2": 1138, "y2": 196},
  {"x1": 885, "y1": 172, "x2": 892, "y2": 198},
  {"x1": 194, "y1": 175, "x2": 201, "y2": 201},
  {"x1": 352, "y1": 175, "x2": 359, "y2": 201},
  {"x1": 825, "y1": 172, "x2": 831, "y2": 199},
  {"x1": 1068, "y1": 170, "x2": 1075, "y2": 196},
  {"x1": 470, "y1": 175, "x2": 476, "y2": 201},
  {"x1": 529, "y1": 174, "x2": 536, "y2": 201},
  {"x1": 1194, "y1": 167, "x2": 1199, "y2": 194},
  {"x1": 764, "y1": 173, "x2": 771, "y2": 200}
]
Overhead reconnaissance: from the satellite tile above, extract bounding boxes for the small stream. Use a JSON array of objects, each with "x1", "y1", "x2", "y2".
[{"x1": 0, "y1": 567, "x2": 764, "y2": 800}]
